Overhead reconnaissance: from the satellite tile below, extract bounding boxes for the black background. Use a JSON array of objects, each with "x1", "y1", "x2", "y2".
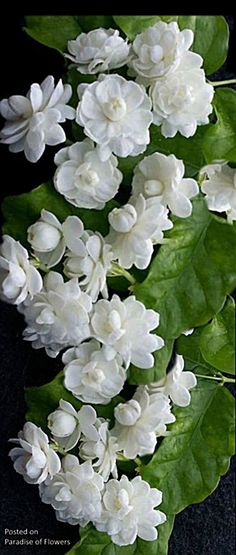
[{"x1": 0, "y1": 15, "x2": 235, "y2": 555}]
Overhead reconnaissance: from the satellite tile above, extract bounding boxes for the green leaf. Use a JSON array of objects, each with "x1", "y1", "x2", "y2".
[
  {"x1": 1, "y1": 182, "x2": 118, "y2": 246},
  {"x1": 24, "y1": 16, "x2": 81, "y2": 51},
  {"x1": 179, "y1": 16, "x2": 229, "y2": 75},
  {"x1": 128, "y1": 339, "x2": 174, "y2": 385},
  {"x1": 77, "y1": 16, "x2": 114, "y2": 32},
  {"x1": 141, "y1": 381, "x2": 235, "y2": 514},
  {"x1": 134, "y1": 197, "x2": 236, "y2": 340},
  {"x1": 118, "y1": 125, "x2": 208, "y2": 185},
  {"x1": 113, "y1": 16, "x2": 162, "y2": 40},
  {"x1": 65, "y1": 518, "x2": 174, "y2": 555},
  {"x1": 112, "y1": 16, "x2": 178, "y2": 40},
  {"x1": 199, "y1": 297, "x2": 235, "y2": 375},
  {"x1": 176, "y1": 327, "x2": 217, "y2": 376},
  {"x1": 25, "y1": 371, "x2": 123, "y2": 432},
  {"x1": 203, "y1": 88, "x2": 236, "y2": 163}
]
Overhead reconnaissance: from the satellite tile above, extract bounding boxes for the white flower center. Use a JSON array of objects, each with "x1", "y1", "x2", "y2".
[
  {"x1": 55, "y1": 486, "x2": 72, "y2": 502},
  {"x1": 84, "y1": 363, "x2": 105, "y2": 385},
  {"x1": 105, "y1": 309, "x2": 122, "y2": 332},
  {"x1": 150, "y1": 45, "x2": 163, "y2": 64},
  {"x1": 75, "y1": 163, "x2": 99, "y2": 188},
  {"x1": 115, "y1": 488, "x2": 130, "y2": 509},
  {"x1": 144, "y1": 179, "x2": 164, "y2": 196},
  {"x1": 103, "y1": 96, "x2": 127, "y2": 121},
  {"x1": 115, "y1": 400, "x2": 141, "y2": 426},
  {"x1": 109, "y1": 204, "x2": 137, "y2": 232}
]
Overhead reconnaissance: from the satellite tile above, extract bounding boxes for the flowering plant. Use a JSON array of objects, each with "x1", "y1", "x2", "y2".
[{"x1": 0, "y1": 14, "x2": 235, "y2": 555}]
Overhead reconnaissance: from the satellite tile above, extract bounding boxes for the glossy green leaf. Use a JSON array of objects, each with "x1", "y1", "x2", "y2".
[
  {"x1": 176, "y1": 327, "x2": 217, "y2": 376},
  {"x1": 200, "y1": 297, "x2": 235, "y2": 375},
  {"x1": 65, "y1": 517, "x2": 175, "y2": 555},
  {"x1": 118, "y1": 125, "x2": 208, "y2": 185},
  {"x1": 112, "y1": 16, "x2": 162, "y2": 40},
  {"x1": 25, "y1": 371, "x2": 122, "y2": 432},
  {"x1": 113, "y1": 16, "x2": 178, "y2": 40},
  {"x1": 77, "y1": 16, "x2": 114, "y2": 32},
  {"x1": 203, "y1": 88, "x2": 236, "y2": 163},
  {"x1": 141, "y1": 381, "x2": 235, "y2": 514},
  {"x1": 24, "y1": 16, "x2": 81, "y2": 51},
  {"x1": 134, "y1": 197, "x2": 236, "y2": 339},
  {"x1": 1, "y1": 182, "x2": 118, "y2": 246},
  {"x1": 179, "y1": 16, "x2": 229, "y2": 75},
  {"x1": 129, "y1": 339, "x2": 174, "y2": 385}
]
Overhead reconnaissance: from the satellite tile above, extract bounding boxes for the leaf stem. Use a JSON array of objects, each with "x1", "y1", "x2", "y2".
[
  {"x1": 195, "y1": 373, "x2": 235, "y2": 384},
  {"x1": 207, "y1": 78, "x2": 236, "y2": 87}
]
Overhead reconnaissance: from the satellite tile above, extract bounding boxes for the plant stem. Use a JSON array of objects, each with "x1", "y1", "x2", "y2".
[
  {"x1": 108, "y1": 262, "x2": 137, "y2": 285},
  {"x1": 208, "y1": 78, "x2": 236, "y2": 87},
  {"x1": 195, "y1": 373, "x2": 235, "y2": 384},
  {"x1": 50, "y1": 442, "x2": 66, "y2": 455}
]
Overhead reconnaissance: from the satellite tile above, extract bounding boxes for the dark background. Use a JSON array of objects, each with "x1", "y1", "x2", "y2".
[{"x1": 0, "y1": 15, "x2": 235, "y2": 555}]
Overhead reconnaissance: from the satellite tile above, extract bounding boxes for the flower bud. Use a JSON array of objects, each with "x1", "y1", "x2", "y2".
[
  {"x1": 48, "y1": 410, "x2": 77, "y2": 437},
  {"x1": 109, "y1": 205, "x2": 137, "y2": 233},
  {"x1": 28, "y1": 221, "x2": 61, "y2": 252},
  {"x1": 115, "y1": 400, "x2": 141, "y2": 426}
]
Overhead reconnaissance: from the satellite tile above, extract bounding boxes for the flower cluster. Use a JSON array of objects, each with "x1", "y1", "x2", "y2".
[
  {"x1": 9, "y1": 352, "x2": 196, "y2": 545},
  {"x1": 2, "y1": 18, "x2": 222, "y2": 550},
  {"x1": 0, "y1": 21, "x2": 214, "y2": 167}
]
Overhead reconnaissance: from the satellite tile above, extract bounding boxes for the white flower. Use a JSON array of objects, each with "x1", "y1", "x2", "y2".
[
  {"x1": 150, "y1": 54, "x2": 214, "y2": 138},
  {"x1": 91, "y1": 294, "x2": 164, "y2": 369},
  {"x1": 63, "y1": 340, "x2": 126, "y2": 405},
  {"x1": 107, "y1": 194, "x2": 172, "y2": 269},
  {"x1": 0, "y1": 235, "x2": 42, "y2": 305},
  {"x1": 113, "y1": 388, "x2": 175, "y2": 459},
  {"x1": 76, "y1": 74, "x2": 153, "y2": 161},
  {"x1": 200, "y1": 161, "x2": 236, "y2": 222},
  {"x1": 131, "y1": 153, "x2": 199, "y2": 218},
  {"x1": 147, "y1": 355, "x2": 197, "y2": 407},
  {"x1": 80, "y1": 419, "x2": 119, "y2": 482},
  {"x1": 19, "y1": 271, "x2": 92, "y2": 357},
  {"x1": 64, "y1": 231, "x2": 114, "y2": 302},
  {"x1": 39, "y1": 455, "x2": 104, "y2": 526},
  {"x1": 0, "y1": 75, "x2": 75, "y2": 162},
  {"x1": 54, "y1": 139, "x2": 122, "y2": 209},
  {"x1": 182, "y1": 328, "x2": 194, "y2": 336},
  {"x1": 9, "y1": 422, "x2": 61, "y2": 484},
  {"x1": 128, "y1": 21, "x2": 193, "y2": 82},
  {"x1": 48, "y1": 399, "x2": 98, "y2": 451},
  {"x1": 27, "y1": 211, "x2": 85, "y2": 269},
  {"x1": 95, "y1": 474, "x2": 166, "y2": 545},
  {"x1": 66, "y1": 28, "x2": 130, "y2": 74}
]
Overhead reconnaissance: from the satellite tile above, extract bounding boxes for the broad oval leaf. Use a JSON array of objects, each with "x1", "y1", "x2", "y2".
[
  {"x1": 134, "y1": 197, "x2": 236, "y2": 339},
  {"x1": 179, "y1": 16, "x2": 229, "y2": 75},
  {"x1": 113, "y1": 16, "x2": 179, "y2": 40},
  {"x1": 176, "y1": 327, "x2": 218, "y2": 376},
  {"x1": 65, "y1": 518, "x2": 175, "y2": 555},
  {"x1": 24, "y1": 16, "x2": 81, "y2": 51},
  {"x1": 203, "y1": 88, "x2": 236, "y2": 163},
  {"x1": 25, "y1": 371, "x2": 122, "y2": 432},
  {"x1": 112, "y1": 16, "x2": 162, "y2": 40},
  {"x1": 141, "y1": 381, "x2": 235, "y2": 514},
  {"x1": 176, "y1": 297, "x2": 235, "y2": 376},
  {"x1": 200, "y1": 297, "x2": 235, "y2": 375},
  {"x1": 1, "y1": 182, "x2": 118, "y2": 246},
  {"x1": 77, "y1": 16, "x2": 114, "y2": 32}
]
